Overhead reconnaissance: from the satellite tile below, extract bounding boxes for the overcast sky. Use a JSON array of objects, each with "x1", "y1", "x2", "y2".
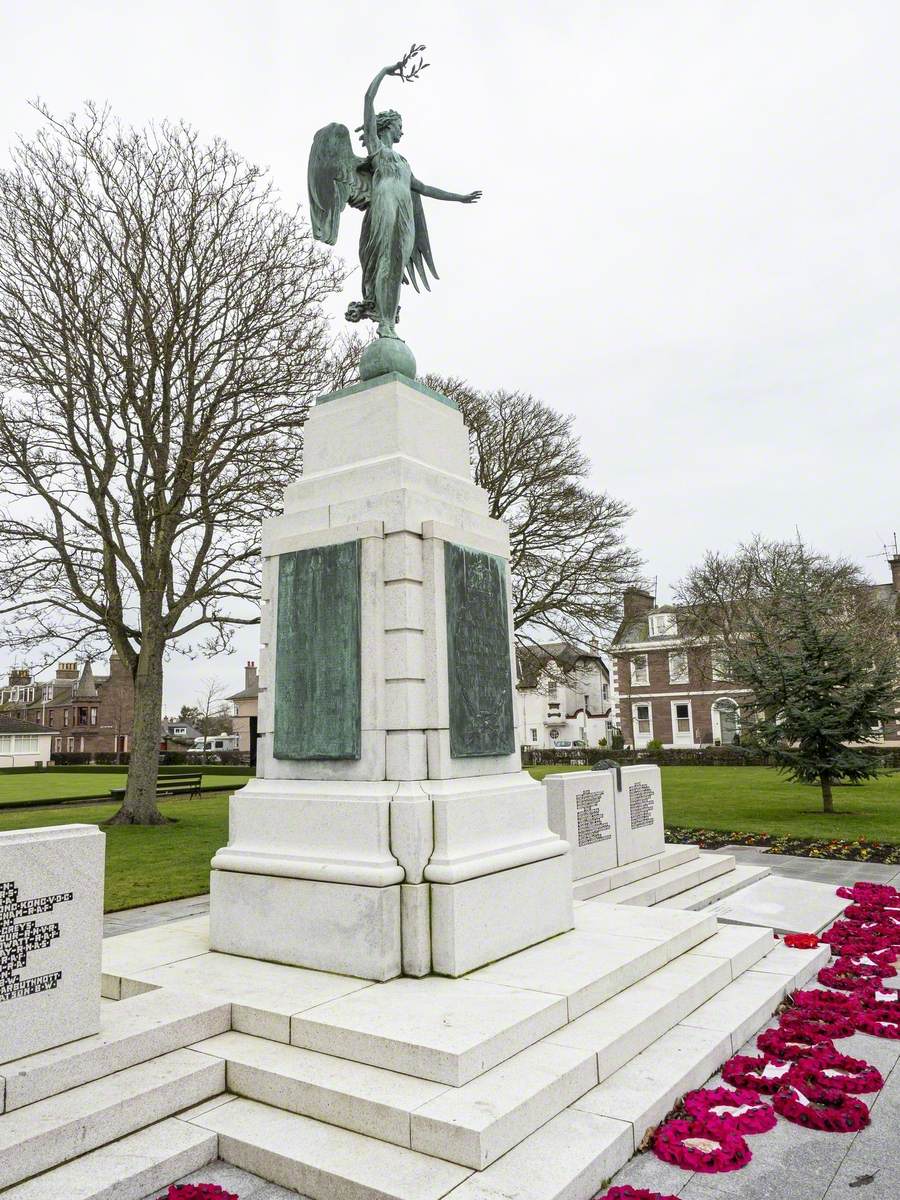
[{"x1": 1, "y1": 0, "x2": 898, "y2": 710}]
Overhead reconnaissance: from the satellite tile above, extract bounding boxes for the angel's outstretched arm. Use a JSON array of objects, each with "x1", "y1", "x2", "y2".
[{"x1": 411, "y1": 177, "x2": 482, "y2": 204}]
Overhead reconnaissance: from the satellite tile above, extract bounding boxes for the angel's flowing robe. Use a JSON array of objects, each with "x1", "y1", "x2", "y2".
[{"x1": 359, "y1": 146, "x2": 415, "y2": 335}]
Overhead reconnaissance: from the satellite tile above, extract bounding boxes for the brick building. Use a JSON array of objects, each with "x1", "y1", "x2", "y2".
[
  {"x1": 870, "y1": 552, "x2": 900, "y2": 740},
  {"x1": 0, "y1": 655, "x2": 134, "y2": 756},
  {"x1": 611, "y1": 589, "x2": 749, "y2": 749}
]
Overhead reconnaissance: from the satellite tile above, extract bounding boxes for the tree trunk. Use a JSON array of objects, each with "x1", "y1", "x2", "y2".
[
  {"x1": 107, "y1": 643, "x2": 169, "y2": 825},
  {"x1": 821, "y1": 773, "x2": 834, "y2": 814}
]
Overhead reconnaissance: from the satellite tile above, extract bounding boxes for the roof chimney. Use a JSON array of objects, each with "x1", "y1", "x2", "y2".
[
  {"x1": 245, "y1": 661, "x2": 258, "y2": 691},
  {"x1": 56, "y1": 662, "x2": 79, "y2": 680},
  {"x1": 890, "y1": 555, "x2": 900, "y2": 593},
  {"x1": 622, "y1": 588, "x2": 655, "y2": 621}
]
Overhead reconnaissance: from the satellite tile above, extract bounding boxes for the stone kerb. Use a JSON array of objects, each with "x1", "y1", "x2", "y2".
[
  {"x1": 545, "y1": 764, "x2": 665, "y2": 880},
  {"x1": 0, "y1": 824, "x2": 104, "y2": 1063}
]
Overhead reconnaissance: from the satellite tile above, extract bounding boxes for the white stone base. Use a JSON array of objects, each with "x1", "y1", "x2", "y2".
[
  {"x1": 209, "y1": 870, "x2": 401, "y2": 981},
  {"x1": 431, "y1": 854, "x2": 574, "y2": 977}
]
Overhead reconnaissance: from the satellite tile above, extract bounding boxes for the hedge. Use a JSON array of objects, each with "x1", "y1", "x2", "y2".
[{"x1": 522, "y1": 746, "x2": 900, "y2": 769}]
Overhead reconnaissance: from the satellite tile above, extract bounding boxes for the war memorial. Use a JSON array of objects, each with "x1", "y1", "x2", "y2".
[{"x1": 0, "y1": 47, "x2": 860, "y2": 1200}]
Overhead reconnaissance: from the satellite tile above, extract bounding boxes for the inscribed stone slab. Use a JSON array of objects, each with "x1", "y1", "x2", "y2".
[
  {"x1": 545, "y1": 770, "x2": 618, "y2": 880},
  {"x1": 444, "y1": 542, "x2": 515, "y2": 758},
  {"x1": 612, "y1": 765, "x2": 665, "y2": 866},
  {"x1": 0, "y1": 824, "x2": 104, "y2": 1064},
  {"x1": 274, "y1": 540, "x2": 361, "y2": 760}
]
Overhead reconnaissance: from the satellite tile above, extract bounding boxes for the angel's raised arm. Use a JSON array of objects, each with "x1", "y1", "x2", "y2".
[{"x1": 363, "y1": 65, "x2": 393, "y2": 152}]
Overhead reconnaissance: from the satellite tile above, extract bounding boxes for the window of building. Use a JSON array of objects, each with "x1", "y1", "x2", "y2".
[
  {"x1": 13, "y1": 735, "x2": 38, "y2": 753},
  {"x1": 602, "y1": 684, "x2": 609, "y2": 701},
  {"x1": 530, "y1": 727, "x2": 538, "y2": 742},
  {"x1": 90, "y1": 707, "x2": 98, "y2": 725},
  {"x1": 46, "y1": 710, "x2": 54, "y2": 726},
  {"x1": 711, "y1": 650, "x2": 731, "y2": 681},
  {"x1": 63, "y1": 709, "x2": 70, "y2": 726},
  {"x1": 547, "y1": 681, "x2": 558, "y2": 699},
  {"x1": 54, "y1": 736, "x2": 62, "y2": 752},
  {"x1": 674, "y1": 703, "x2": 691, "y2": 734},
  {"x1": 630, "y1": 654, "x2": 649, "y2": 686},
  {"x1": 77, "y1": 706, "x2": 89, "y2": 725},
  {"x1": 649, "y1": 612, "x2": 677, "y2": 637},
  {"x1": 668, "y1": 652, "x2": 689, "y2": 684},
  {"x1": 66, "y1": 736, "x2": 75, "y2": 751},
  {"x1": 42, "y1": 685, "x2": 52, "y2": 701},
  {"x1": 0, "y1": 736, "x2": 10, "y2": 754},
  {"x1": 634, "y1": 704, "x2": 651, "y2": 734}
]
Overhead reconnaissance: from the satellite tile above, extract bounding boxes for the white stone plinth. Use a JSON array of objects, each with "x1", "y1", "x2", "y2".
[
  {"x1": 210, "y1": 374, "x2": 573, "y2": 980},
  {"x1": 0, "y1": 824, "x2": 104, "y2": 1064},
  {"x1": 431, "y1": 854, "x2": 574, "y2": 977},
  {"x1": 545, "y1": 770, "x2": 619, "y2": 881},
  {"x1": 209, "y1": 870, "x2": 401, "y2": 982},
  {"x1": 612, "y1": 765, "x2": 665, "y2": 865}
]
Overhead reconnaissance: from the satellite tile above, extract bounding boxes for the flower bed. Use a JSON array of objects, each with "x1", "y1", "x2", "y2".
[{"x1": 665, "y1": 826, "x2": 900, "y2": 864}]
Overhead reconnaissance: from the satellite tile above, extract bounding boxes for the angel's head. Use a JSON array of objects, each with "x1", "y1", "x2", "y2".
[{"x1": 375, "y1": 109, "x2": 403, "y2": 145}]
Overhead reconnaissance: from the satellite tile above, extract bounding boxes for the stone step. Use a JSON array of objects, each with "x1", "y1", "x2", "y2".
[
  {"x1": 186, "y1": 1096, "x2": 473, "y2": 1200},
  {"x1": 571, "y1": 902, "x2": 718, "y2": 960},
  {"x1": 571, "y1": 935, "x2": 831, "y2": 1154},
  {"x1": 685, "y1": 923, "x2": 776, "y2": 978},
  {"x1": 0, "y1": 989, "x2": 231, "y2": 1112},
  {"x1": 289, "y1": 976, "x2": 568, "y2": 1086},
  {"x1": 592, "y1": 853, "x2": 736, "y2": 907},
  {"x1": 572, "y1": 844, "x2": 700, "y2": 901},
  {"x1": 0, "y1": 1116, "x2": 217, "y2": 1200},
  {"x1": 0, "y1": 1048, "x2": 224, "y2": 1190},
  {"x1": 655, "y1": 863, "x2": 771, "y2": 911},
  {"x1": 546, "y1": 953, "x2": 733, "y2": 1081},
  {"x1": 101, "y1": 915, "x2": 210, "y2": 999},
  {"x1": 469, "y1": 928, "x2": 671, "y2": 1021}
]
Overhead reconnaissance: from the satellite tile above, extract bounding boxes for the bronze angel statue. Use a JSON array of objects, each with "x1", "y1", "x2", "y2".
[{"x1": 308, "y1": 45, "x2": 481, "y2": 376}]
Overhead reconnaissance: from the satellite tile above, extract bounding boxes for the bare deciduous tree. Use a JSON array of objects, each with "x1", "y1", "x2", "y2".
[
  {"x1": 424, "y1": 375, "x2": 644, "y2": 666},
  {"x1": 0, "y1": 103, "x2": 348, "y2": 824}
]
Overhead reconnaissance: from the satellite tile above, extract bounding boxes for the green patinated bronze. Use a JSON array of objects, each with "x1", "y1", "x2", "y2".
[
  {"x1": 307, "y1": 44, "x2": 481, "y2": 378},
  {"x1": 444, "y1": 542, "x2": 515, "y2": 758},
  {"x1": 274, "y1": 541, "x2": 361, "y2": 761},
  {"x1": 316, "y1": 371, "x2": 459, "y2": 411}
]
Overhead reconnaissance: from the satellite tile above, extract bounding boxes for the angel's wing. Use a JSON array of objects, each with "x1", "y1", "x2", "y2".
[
  {"x1": 307, "y1": 123, "x2": 370, "y2": 246},
  {"x1": 404, "y1": 191, "x2": 439, "y2": 292}
]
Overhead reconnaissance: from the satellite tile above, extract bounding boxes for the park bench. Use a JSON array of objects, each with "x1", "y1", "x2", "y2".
[{"x1": 108, "y1": 770, "x2": 203, "y2": 804}]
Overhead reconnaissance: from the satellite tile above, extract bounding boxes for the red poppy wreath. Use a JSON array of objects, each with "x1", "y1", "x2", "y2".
[
  {"x1": 855, "y1": 1010, "x2": 900, "y2": 1039},
  {"x1": 818, "y1": 963, "x2": 889, "y2": 991},
  {"x1": 592, "y1": 1188, "x2": 680, "y2": 1200},
  {"x1": 773, "y1": 1083, "x2": 870, "y2": 1132},
  {"x1": 653, "y1": 1118, "x2": 751, "y2": 1173},
  {"x1": 156, "y1": 1186, "x2": 239, "y2": 1200},
  {"x1": 722, "y1": 1053, "x2": 793, "y2": 1093},
  {"x1": 783, "y1": 933, "x2": 819, "y2": 949},
  {"x1": 790, "y1": 988, "x2": 860, "y2": 1014},
  {"x1": 757, "y1": 1026, "x2": 836, "y2": 1061},
  {"x1": 779, "y1": 1010, "x2": 858, "y2": 1040},
  {"x1": 682, "y1": 1086, "x2": 776, "y2": 1135},
  {"x1": 788, "y1": 1051, "x2": 884, "y2": 1096},
  {"x1": 837, "y1": 883, "x2": 900, "y2": 906}
]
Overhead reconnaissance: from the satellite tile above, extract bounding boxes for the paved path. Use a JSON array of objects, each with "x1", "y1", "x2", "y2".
[{"x1": 140, "y1": 1158, "x2": 298, "y2": 1199}]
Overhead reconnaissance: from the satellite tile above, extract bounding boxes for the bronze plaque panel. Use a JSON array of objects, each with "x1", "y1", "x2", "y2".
[
  {"x1": 444, "y1": 542, "x2": 516, "y2": 758},
  {"x1": 273, "y1": 540, "x2": 361, "y2": 760}
]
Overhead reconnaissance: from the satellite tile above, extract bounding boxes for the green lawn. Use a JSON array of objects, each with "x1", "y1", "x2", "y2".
[
  {"x1": 0, "y1": 793, "x2": 232, "y2": 911},
  {"x1": 530, "y1": 764, "x2": 900, "y2": 842},
  {"x1": 5, "y1": 766, "x2": 898, "y2": 914},
  {"x1": 0, "y1": 770, "x2": 250, "y2": 807}
]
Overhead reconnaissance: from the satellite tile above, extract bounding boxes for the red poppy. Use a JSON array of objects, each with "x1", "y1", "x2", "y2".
[
  {"x1": 757, "y1": 1026, "x2": 837, "y2": 1061},
  {"x1": 783, "y1": 933, "x2": 819, "y2": 949},
  {"x1": 855, "y1": 1011, "x2": 900, "y2": 1039},
  {"x1": 156, "y1": 1187, "x2": 239, "y2": 1200},
  {"x1": 592, "y1": 1188, "x2": 680, "y2": 1200},
  {"x1": 837, "y1": 883, "x2": 900, "y2": 906},
  {"x1": 779, "y1": 1010, "x2": 857, "y2": 1040}
]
